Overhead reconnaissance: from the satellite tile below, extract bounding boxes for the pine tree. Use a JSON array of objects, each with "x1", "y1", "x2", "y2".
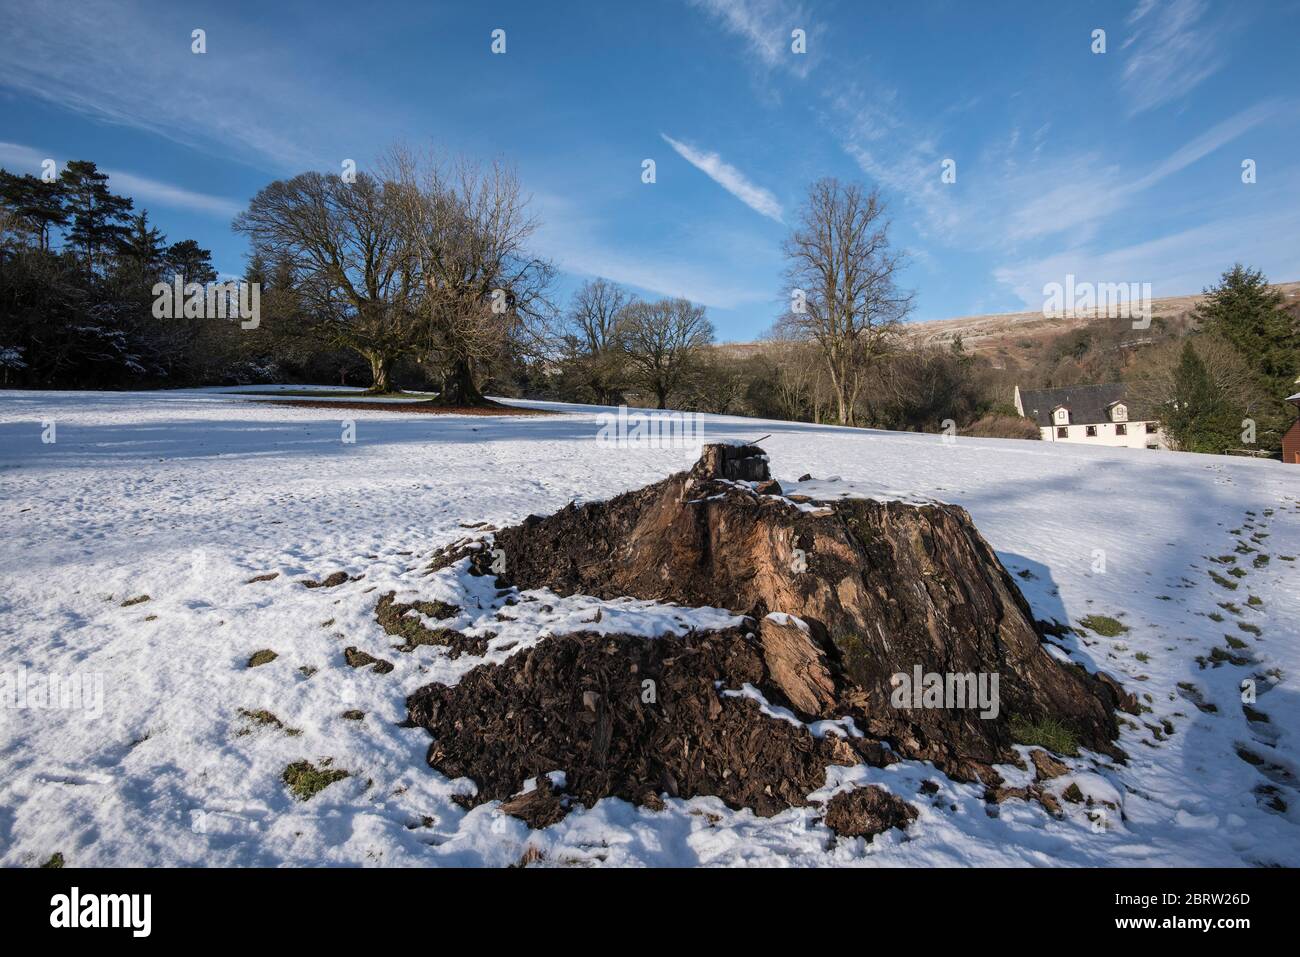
[
  {"x1": 1194, "y1": 264, "x2": 1300, "y2": 397},
  {"x1": 164, "y1": 239, "x2": 217, "y2": 284},
  {"x1": 1165, "y1": 341, "x2": 1239, "y2": 453},
  {"x1": 0, "y1": 170, "x2": 68, "y2": 251},
  {"x1": 119, "y1": 211, "x2": 168, "y2": 279},
  {"x1": 59, "y1": 160, "x2": 133, "y2": 269},
  {"x1": 243, "y1": 250, "x2": 269, "y2": 287}
]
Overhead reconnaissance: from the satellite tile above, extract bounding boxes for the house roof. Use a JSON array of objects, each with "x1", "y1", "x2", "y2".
[{"x1": 1018, "y1": 383, "x2": 1152, "y2": 427}]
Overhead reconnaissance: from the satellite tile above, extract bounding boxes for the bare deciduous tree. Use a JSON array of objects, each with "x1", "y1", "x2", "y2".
[
  {"x1": 761, "y1": 323, "x2": 827, "y2": 422},
  {"x1": 619, "y1": 297, "x2": 714, "y2": 409},
  {"x1": 387, "y1": 151, "x2": 553, "y2": 405},
  {"x1": 234, "y1": 171, "x2": 419, "y2": 393},
  {"x1": 1127, "y1": 331, "x2": 1275, "y2": 435},
  {"x1": 562, "y1": 278, "x2": 633, "y2": 404},
  {"x1": 781, "y1": 178, "x2": 912, "y2": 425}
]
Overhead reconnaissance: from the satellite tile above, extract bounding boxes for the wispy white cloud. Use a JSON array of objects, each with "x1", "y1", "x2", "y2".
[
  {"x1": 1134, "y1": 98, "x2": 1281, "y2": 187},
  {"x1": 826, "y1": 79, "x2": 1284, "y2": 253},
  {"x1": 993, "y1": 202, "x2": 1300, "y2": 309},
  {"x1": 0, "y1": 0, "x2": 385, "y2": 171},
  {"x1": 1002, "y1": 100, "x2": 1284, "y2": 244},
  {"x1": 998, "y1": 156, "x2": 1127, "y2": 244},
  {"x1": 660, "y1": 134, "x2": 783, "y2": 222},
  {"x1": 1121, "y1": 0, "x2": 1226, "y2": 115},
  {"x1": 721, "y1": 0, "x2": 1293, "y2": 323},
  {"x1": 688, "y1": 0, "x2": 818, "y2": 78},
  {"x1": 105, "y1": 170, "x2": 243, "y2": 219},
  {"x1": 0, "y1": 142, "x2": 53, "y2": 176},
  {"x1": 533, "y1": 191, "x2": 776, "y2": 309},
  {"x1": 543, "y1": 239, "x2": 770, "y2": 309},
  {"x1": 823, "y1": 80, "x2": 962, "y2": 239},
  {"x1": 0, "y1": 141, "x2": 242, "y2": 218}
]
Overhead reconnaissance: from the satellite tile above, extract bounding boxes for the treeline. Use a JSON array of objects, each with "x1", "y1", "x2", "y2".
[
  {"x1": 4, "y1": 154, "x2": 1295, "y2": 455},
  {"x1": 540, "y1": 177, "x2": 1030, "y2": 438},
  {"x1": 541, "y1": 303, "x2": 1029, "y2": 436},
  {"x1": 0, "y1": 161, "x2": 290, "y2": 387}
]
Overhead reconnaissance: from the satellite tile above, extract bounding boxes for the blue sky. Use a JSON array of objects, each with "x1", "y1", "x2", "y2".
[{"x1": 2, "y1": 0, "x2": 1297, "y2": 341}]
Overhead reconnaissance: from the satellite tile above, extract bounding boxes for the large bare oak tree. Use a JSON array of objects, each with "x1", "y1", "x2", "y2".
[
  {"x1": 234, "y1": 171, "x2": 419, "y2": 393},
  {"x1": 619, "y1": 297, "x2": 714, "y2": 409},
  {"x1": 387, "y1": 151, "x2": 553, "y2": 405}
]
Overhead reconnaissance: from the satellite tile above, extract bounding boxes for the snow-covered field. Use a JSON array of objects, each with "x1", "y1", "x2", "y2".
[{"x1": 1, "y1": 387, "x2": 1297, "y2": 867}]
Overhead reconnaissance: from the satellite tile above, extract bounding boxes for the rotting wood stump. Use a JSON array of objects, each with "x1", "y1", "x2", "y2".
[{"x1": 407, "y1": 443, "x2": 1132, "y2": 828}]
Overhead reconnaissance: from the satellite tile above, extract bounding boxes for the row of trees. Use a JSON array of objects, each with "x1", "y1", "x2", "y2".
[
  {"x1": 550, "y1": 177, "x2": 917, "y2": 422},
  {"x1": 0, "y1": 161, "x2": 236, "y2": 387},
  {"x1": 554, "y1": 280, "x2": 713, "y2": 408},
  {"x1": 232, "y1": 151, "x2": 725, "y2": 406},
  {"x1": 5, "y1": 152, "x2": 1295, "y2": 456},
  {"x1": 234, "y1": 152, "x2": 552, "y2": 402},
  {"x1": 0, "y1": 154, "x2": 930, "y2": 419}
]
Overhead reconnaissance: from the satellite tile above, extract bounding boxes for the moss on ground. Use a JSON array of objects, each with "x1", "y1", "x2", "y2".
[
  {"x1": 375, "y1": 593, "x2": 460, "y2": 646},
  {"x1": 237, "y1": 708, "x2": 301, "y2": 736},
  {"x1": 1077, "y1": 615, "x2": 1129, "y2": 637},
  {"x1": 247, "y1": 649, "x2": 278, "y2": 667},
  {"x1": 1208, "y1": 571, "x2": 1239, "y2": 590},
  {"x1": 1010, "y1": 715, "x2": 1079, "y2": 757},
  {"x1": 282, "y1": 760, "x2": 349, "y2": 801}
]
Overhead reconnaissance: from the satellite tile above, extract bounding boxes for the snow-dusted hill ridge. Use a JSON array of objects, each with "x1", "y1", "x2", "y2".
[{"x1": 1, "y1": 388, "x2": 1296, "y2": 867}]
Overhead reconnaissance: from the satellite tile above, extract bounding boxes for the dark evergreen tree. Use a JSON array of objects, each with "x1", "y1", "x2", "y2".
[
  {"x1": 1164, "y1": 341, "x2": 1239, "y2": 453},
  {"x1": 119, "y1": 211, "x2": 168, "y2": 280},
  {"x1": 0, "y1": 170, "x2": 68, "y2": 251},
  {"x1": 1194, "y1": 264, "x2": 1300, "y2": 397},
  {"x1": 164, "y1": 239, "x2": 218, "y2": 284},
  {"x1": 59, "y1": 160, "x2": 133, "y2": 269},
  {"x1": 243, "y1": 250, "x2": 269, "y2": 287}
]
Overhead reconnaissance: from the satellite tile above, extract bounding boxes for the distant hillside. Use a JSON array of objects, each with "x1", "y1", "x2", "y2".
[{"x1": 715, "y1": 281, "x2": 1300, "y2": 366}]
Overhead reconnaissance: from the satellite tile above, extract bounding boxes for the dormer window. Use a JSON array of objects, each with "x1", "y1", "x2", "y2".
[
  {"x1": 1053, "y1": 406, "x2": 1070, "y2": 425},
  {"x1": 1109, "y1": 402, "x2": 1128, "y2": 423}
]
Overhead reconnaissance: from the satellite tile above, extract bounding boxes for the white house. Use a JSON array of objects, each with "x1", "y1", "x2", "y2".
[{"x1": 1014, "y1": 384, "x2": 1166, "y2": 449}]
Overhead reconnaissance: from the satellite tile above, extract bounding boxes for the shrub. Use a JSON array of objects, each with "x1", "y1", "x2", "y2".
[{"x1": 963, "y1": 413, "x2": 1040, "y2": 440}]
